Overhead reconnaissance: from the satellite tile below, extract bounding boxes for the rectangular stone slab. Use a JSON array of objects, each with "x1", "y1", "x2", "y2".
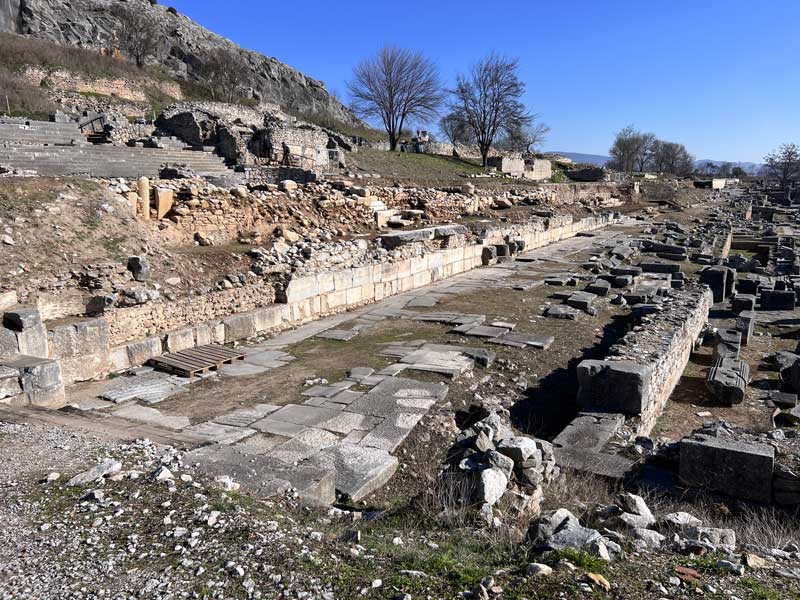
[
  {"x1": 189, "y1": 444, "x2": 335, "y2": 505},
  {"x1": 269, "y1": 404, "x2": 342, "y2": 426},
  {"x1": 679, "y1": 434, "x2": 774, "y2": 504},
  {"x1": 305, "y1": 442, "x2": 398, "y2": 501}
]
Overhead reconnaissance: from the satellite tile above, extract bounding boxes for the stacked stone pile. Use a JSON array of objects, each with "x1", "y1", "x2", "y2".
[
  {"x1": 531, "y1": 492, "x2": 746, "y2": 563},
  {"x1": 442, "y1": 410, "x2": 557, "y2": 526}
]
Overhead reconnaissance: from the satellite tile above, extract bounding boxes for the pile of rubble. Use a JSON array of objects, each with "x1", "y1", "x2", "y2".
[{"x1": 442, "y1": 410, "x2": 557, "y2": 526}]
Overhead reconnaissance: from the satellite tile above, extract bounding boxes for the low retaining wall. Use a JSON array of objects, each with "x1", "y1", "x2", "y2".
[
  {"x1": 576, "y1": 282, "x2": 713, "y2": 435},
  {"x1": 279, "y1": 213, "x2": 615, "y2": 323}
]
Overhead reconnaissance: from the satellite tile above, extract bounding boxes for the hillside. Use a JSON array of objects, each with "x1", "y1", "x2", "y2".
[{"x1": 0, "y1": 0, "x2": 359, "y2": 127}]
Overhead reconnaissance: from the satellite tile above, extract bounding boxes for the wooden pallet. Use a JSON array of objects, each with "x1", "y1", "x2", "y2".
[{"x1": 149, "y1": 344, "x2": 246, "y2": 378}]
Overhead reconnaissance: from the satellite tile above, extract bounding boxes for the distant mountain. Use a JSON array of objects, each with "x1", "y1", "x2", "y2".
[
  {"x1": 546, "y1": 152, "x2": 611, "y2": 166},
  {"x1": 695, "y1": 160, "x2": 763, "y2": 176}
]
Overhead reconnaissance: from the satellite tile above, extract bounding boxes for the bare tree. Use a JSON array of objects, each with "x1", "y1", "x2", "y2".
[
  {"x1": 608, "y1": 125, "x2": 640, "y2": 172},
  {"x1": 635, "y1": 132, "x2": 657, "y2": 172},
  {"x1": 198, "y1": 48, "x2": 251, "y2": 103},
  {"x1": 651, "y1": 140, "x2": 694, "y2": 176},
  {"x1": 348, "y1": 45, "x2": 444, "y2": 151},
  {"x1": 112, "y1": 6, "x2": 161, "y2": 68},
  {"x1": 498, "y1": 120, "x2": 550, "y2": 155},
  {"x1": 451, "y1": 53, "x2": 532, "y2": 166},
  {"x1": 764, "y1": 143, "x2": 800, "y2": 189},
  {"x1": 439, "y1": 111, "x2": 475, "y2": 149}
]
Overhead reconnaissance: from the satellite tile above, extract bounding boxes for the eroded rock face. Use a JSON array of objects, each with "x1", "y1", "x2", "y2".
[{"x1": 5, "y1": 0, "x2": 358, "y2": 126}]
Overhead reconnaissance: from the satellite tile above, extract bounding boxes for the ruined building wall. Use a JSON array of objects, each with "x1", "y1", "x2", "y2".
[{"x1": 576, "y1": 283, "x2": 713, "y2": 436}]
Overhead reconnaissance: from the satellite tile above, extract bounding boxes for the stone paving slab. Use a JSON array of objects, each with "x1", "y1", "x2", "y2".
[
  {"x1": 455, "y1": 324, "x2": 511, "y2": 338},
  {"x1": 219, "y1": 362, "x2": 268, "y2": 377},
  {"x1": 406, "y1": 296, "x2": 441, "y2": 307},
  {"x1": 182, "y1": 422, "x2": 256, "y2": 445},
  {"x1": 305, "y1": 442, "x2": 398, "y2": 501},
  {"x1": 319, "y1": 410, "x2": 383, "y2": 435},
  {"x1": 347, "y1": 377, "x2": 447, "y2": 418},
  {"x1": 489, "y1": 332, "x2": 555, "y2": 350},
  {"x1": 269, "y1": 404, "x2": 342, "y2": 427},
  {"x1": 399, "y1": 349, "x2": 474, "y2": 378},
  {"x1": 267, "y1": 427, "x2": 341, "y2": 464},
  {"x1": 329, "y1": 390, "x2": 364, "y2": 405},
  {"x1": 315, "y1": 329, "x2": 359, "y2": 341},
  {"x1": 112, "y1": 404, "x2": 190, "y2": 430},
  {"x1": 188, "y1": 444, "x2": 335, "y2": 504},
  {"x1": 232, "y1": 433, "x2": 289, "y2": 454},
  {"x1": 251, "y1": 418, "x2": 307, "y2": 437},
  {"x1": 100, "y1": 373, "x2": 189, "y2": 405},
  {"x1": 212, "y1": 404, "x2": 281, "y2": 427},
  {"x1": 302, "y1": 385, "x2": 344, "y2": 398},
  {"x1": 242, "y1": 353, "x2": 290, "y2": 368}
]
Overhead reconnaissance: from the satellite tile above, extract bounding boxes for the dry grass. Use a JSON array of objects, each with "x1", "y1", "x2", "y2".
[
  {"x1": 0, "y1": 32, "x2": 156, "y2": 79},
  {"x1": 541, "y1": 467, "x2": 800, "y2": 550},
  {"x1": 0, "y1": 69, "x2": 56, "y2": 119}
]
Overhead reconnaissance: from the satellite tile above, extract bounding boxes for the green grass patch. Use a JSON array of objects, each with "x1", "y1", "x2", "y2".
[{"x1": 545, "y1": 548, "x2": 607, "y2": 574}]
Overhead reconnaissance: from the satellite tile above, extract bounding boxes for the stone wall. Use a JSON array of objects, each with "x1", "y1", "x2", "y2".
[
  {"x1": 105, "y1": 283, "x2": 277, "y2": 346},
  {"x1": 253, "y1": 116, "x2": 329, "y2": 170},
  {"x1": 576, "y1": 282, "x2": 713, "y2": 435},
  {"x1": 21, "y1": 67, "x2": 183, "y2": 103},
  {"x1": 524, "y1": 159, "x2": 553, "y2": 181},
  {"x1": 279, "y1": 213, "x2": 616, "y2": 326}
]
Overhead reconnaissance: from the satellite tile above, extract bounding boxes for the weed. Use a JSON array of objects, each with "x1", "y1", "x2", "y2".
[
  {"x1": 739, "y1": 577, "x2": 785, "y2": 600},
  {"x1": 545, "y1": 548, "x2": 607, "y2": 573}
]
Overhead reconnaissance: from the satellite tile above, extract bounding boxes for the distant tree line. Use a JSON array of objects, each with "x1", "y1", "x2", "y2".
[
  {"x1": 763, "y1": 143, "x2": 800, "y2": 188},
  {"x1": 347, "y1": 45, "x2": 549, "y2": 165},
  {"x1": 607, "y1": 126, "x2": 694, "y2": 176}
]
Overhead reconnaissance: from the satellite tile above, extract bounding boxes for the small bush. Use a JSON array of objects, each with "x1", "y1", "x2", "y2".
[{"x1": 166, "y1": 6, "x2": 178, "y2": 15}]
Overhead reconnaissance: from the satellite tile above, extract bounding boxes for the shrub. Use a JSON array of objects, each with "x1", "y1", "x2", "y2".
[{"x1": 166, "y1": 6, "x2": 178, "y2": 15}]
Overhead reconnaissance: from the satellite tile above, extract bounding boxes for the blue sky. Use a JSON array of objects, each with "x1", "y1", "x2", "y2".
[{"x1": 166, "y1": 0, "x2": 799, "y2": 163}]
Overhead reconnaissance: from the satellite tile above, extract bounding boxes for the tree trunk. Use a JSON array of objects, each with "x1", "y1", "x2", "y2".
[
  {"x1": 481, "y1": 145, "x2": 490, "y2": 167},
  {"x1": 389, "y1": 134, "x2": 398, "y2": 151}
]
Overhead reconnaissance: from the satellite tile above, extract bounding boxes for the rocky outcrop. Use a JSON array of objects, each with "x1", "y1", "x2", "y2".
[{"x1": 3, "y1": 0, "x2": 358, "y2": 126}]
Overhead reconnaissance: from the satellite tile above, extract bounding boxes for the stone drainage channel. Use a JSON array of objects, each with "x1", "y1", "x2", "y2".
[{"x1": 69, "y1": 223, "x2": 641, "y2": 505}]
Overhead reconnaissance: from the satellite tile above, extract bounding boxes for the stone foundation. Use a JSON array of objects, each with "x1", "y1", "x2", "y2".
[{"x1": 576, "y1": 282, "x2": 713, "y2": 435}]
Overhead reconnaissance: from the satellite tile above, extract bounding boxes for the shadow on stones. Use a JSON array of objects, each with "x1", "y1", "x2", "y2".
[{"x1": 510, "y1": 314, "x2": 631, "y2": 440}]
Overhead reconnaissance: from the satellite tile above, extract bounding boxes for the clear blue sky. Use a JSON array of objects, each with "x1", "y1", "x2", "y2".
[{"x1": 167, "y1": 0, "x2": 799, "y2": 163}]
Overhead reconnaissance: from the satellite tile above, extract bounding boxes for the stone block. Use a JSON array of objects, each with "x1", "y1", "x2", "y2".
[
  {"x1": 154, "y1": 187, "x2": 174, "y2": 219},
  {"x1": 761, "y1": 289, "x2": 795, "y2": 311},
  {"x1": 306, "y1": 442, "x2": 398, "y2": 501},
  {"x1": 0, "y1": 327, "x2": 19, "y2": 358},
  {"x1": 166, "y1": 328, "x2": 195, "y2": 353},
  {"x1": 1, "y1": 355, "x2": 65, "y2": 407},
  {"x1": 0, "y1": 365, "x2": 22, "y2": 400},
  {"x1": 3, "y1": 308, "x2": 42, "y2": 331},
  {"x1": 576, "y1": 360, "x2": 651, "y2": 415},
  {"x1": 125, "y1": 336, "x2": 162, "y2": 367},
  {"x1": 0, "y1": 291, "x2": 18, "y2": 312},
  {"x1": 16, "y1": 322, "x2": 48, "y2": 358},
  {"x1": 223, "y1": 313, "x2": 258, "y2": 342},
  {"x1": 700, "y1": 266, "x2": 732, "y2": 303},
  {"x1": 679, "y1": 434, "x2": 774, "y2": 504},
  {"x1": 731, "y1": 294, "x2": 755, "y2": 314},
  {"x1": 706, "y1": 357, "x2": 749, "y2": 405},
  {"x1": 194, "y1": 322, "x2": 214, "y2": 347}
]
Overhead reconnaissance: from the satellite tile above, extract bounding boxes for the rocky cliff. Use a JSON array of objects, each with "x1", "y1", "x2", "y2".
[{"x1": 1, "y1": 0, "x2": 359, "y2": 126}]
